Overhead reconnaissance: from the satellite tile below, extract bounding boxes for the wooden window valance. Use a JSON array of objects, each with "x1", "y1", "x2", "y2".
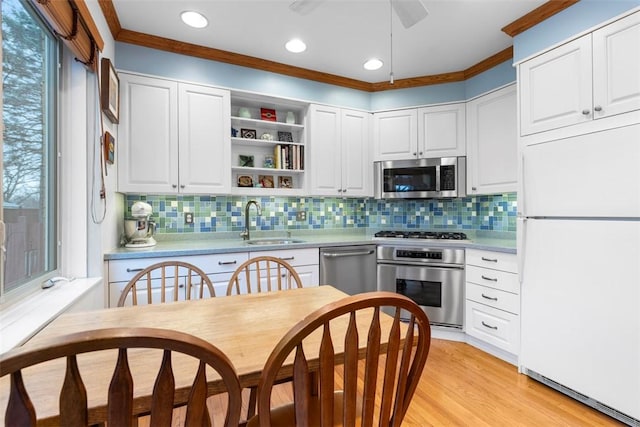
[{"x1": 31, "y1": 0, "x2": 104, "y2": 71}]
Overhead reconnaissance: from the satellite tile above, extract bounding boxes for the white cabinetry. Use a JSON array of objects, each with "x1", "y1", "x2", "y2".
[
  {"x1": 373, "y1": 104, "x2": 465, "y2": 161},
  {"x1": 372, "y1": 109, "x2": 417, "y2": 161},
  {"x1": 118, "y1": 73, "x2": 231, "y2": 194},
  {"x1": 105, "y1": 252, "x2": 249, "y2": 307},
  {"x1": 519, "y1": 11, "x2": 640, "y2": 136},
  {"x1": 466, "y1": 85, "x2": 517, "y2": 195},
  {"x1": 417, "y1": 103, "x2": 466, "y2": 158},
  {"x1": 309, "y1": 105, "x2": 371, "y2": 197},
  {"x1": 465, "y1": 249, "x2": 520, "y2": 359},
  {"x1": 249, "y1": 248, "x2": 319, "y2": 288},
  {"x1": 230, "y1": 94, "x2": 308, "y2": 195}
]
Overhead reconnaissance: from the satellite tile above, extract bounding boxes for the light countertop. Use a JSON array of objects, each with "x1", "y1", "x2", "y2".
[{"x1": 104, "y1": 229, "x2": 516, "y2": 260}]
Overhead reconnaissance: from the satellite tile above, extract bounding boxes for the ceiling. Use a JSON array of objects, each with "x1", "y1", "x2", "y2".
[{"x1": 107, "y1": 0, "x2": 552, "y2": 88}]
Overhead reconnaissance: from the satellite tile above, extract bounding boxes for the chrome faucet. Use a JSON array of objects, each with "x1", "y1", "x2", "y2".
[{"x1": 240, "y1": 200, "x2": 262, "y2": 240}]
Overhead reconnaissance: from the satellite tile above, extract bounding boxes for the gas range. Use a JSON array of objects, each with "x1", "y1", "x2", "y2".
[{"x1": 373, "y1": 230, "x2": 469, "y2": 241}]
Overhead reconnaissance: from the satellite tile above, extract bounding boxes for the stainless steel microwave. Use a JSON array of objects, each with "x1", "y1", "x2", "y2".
[{"x1": 374, "y1": 157, "x2": 466, "y2": 199}]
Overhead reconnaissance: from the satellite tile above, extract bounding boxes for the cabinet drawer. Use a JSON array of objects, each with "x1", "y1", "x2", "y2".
[
  {"x1": 250, "y1": 248, "x2": 319, "y2": 267},
  {"x1": 466, "y1": 249, "x2": 517, "y2": 273},
  {"x1": 108, "y1": 252, "x2": 249, "y2": 283},
  {"x1": 466, "y1": 282, "x2": 519, "y2": 314},
  {"x1": 466, "y1": 265, "x2": 519, "y2": 294},
  {"x1": 465, "y1": 300, "x2": 520, "y2": 355}
]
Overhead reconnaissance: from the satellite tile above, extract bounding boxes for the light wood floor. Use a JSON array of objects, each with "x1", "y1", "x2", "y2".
[{"x1": 141, "y1": 339, "x2": 624, "y2": 426}]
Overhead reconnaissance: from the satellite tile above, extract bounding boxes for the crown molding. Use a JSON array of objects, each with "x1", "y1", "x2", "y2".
[{"x1": 98, "y1": 0, "x2": 574, "y2": 92}]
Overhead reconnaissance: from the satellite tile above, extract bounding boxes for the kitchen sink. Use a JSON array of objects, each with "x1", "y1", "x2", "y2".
[{"x1": 245, "y1": 238, "x2": 305, "y2": 245}]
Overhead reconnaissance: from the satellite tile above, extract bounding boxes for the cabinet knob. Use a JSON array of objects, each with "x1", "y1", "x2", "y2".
[
  {"x1": 582, "y1": 109, "x2": 591, "y2": 115},
  {"x1": 472, "y1": 187, "x2": 477, "y2": 191},
  {"x1": 419, "y1": 151, "x2": 423, "y2": 156},
  {"x1": 594, "y1": 105, "x2": 602, "y2": 112},
  {"x1": 413, "y1": 152, "x2": 417, "y2": 156},
  {"x1": 337, "y1": 189, "x2": 343, "y2": 193},
  {"x1": 172, "y1": 184, "x2": 178, "y2": 189},
  {"x1": 342, "y1": 189, "x2": 347, "y2": 193},
  {"x1": 180, "y1": 185, "x2": 185, "y2": 189}
]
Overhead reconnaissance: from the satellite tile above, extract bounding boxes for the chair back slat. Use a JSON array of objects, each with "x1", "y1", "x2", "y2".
[
  {"x1": 60, "y1": 355, "x2": 88, "y2": 426},
  {"x1": 319, "y1": 324, "x2": 335, "y2": 427},
  {"x1": 150, "y1": 350, "x2": 175, "y2": 426},
  {"x1": 293, "y1": 344, "x2": 311, "y2": 426},
  {"x1": 226, "y1": 256, "x2": 303, "y2": 296},
  {"x1": 361, "y1": 306, "x2": 382, "y2": 426},
  {"x1": 118, "y1": 261, "x2": 216, "y2": 307},
  {"x1": 255, "y1": 292, "x2": 431, "y2": 427},
  {"x1": 184, "y1": 362, "x2": 210, "y2": 426},
  {"x1": 1, "y1": 328, "x2": 242, "y2": 427},
  {"x1": 108, "y1": 348, "x2": 134, "y2": 427},
  {"x1": 379, "y1": 309, "x2": 402, "y2": 424},
  {"x1": 343, "y1": 312, "x2": 359, "y2": 427},
  {"x1": 6, "y1": 371, "x2": 36, "y2": 426}
]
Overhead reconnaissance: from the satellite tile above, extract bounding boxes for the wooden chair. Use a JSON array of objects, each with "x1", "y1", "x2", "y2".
[
  {"x1": 0, "y1": 327, "x2": 242, "y2": 427},
  {"x1": 118, "y1": 260, "x2": 215, "y2": 307},
  {"x1": 226, "y1": 255, "x2": 303, "y2": 296},
  {"x1": 247, "y1": 291, "x2": 431, "y2": 427},
  {"x1": 227, "y1": 256, "x2": 303, "y2": 423}
]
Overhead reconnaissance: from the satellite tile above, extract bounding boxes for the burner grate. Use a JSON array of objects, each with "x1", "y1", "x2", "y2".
[{"x1": 374, "y1": 230, "x2": 468, "y2": 240}]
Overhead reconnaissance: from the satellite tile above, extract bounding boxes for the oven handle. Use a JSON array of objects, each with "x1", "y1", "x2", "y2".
[{"x1": 377, "y1": 260, "x2": 464, "y2": 269}]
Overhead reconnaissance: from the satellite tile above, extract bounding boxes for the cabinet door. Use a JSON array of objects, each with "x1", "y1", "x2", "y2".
[
  {"x1": 118, "y1": 74, "x2": 179, "y2": 193},
  {"x1": 417, "y1": 103, "x2": 466, "y2": 157},
  {"x1": 372, "y1": 109, "x2": 417, "y2": 161},
  {"x1": 519, "y1": 36, "x2": 593, "y2": 136},
  {"x1": 341, "y1": 109, "x2": 371, "y2": 197},
  {"x1": 466, "y1": 85, "x2": 517, "y2": 195},
  {"x1": 309, "y1": 105, "x2": 342, "y2": 195},
  {"x1": 592, "y1": 12, "x2": 640, "y2": 119},
  {"x1": 297, "y1": 265, "x2": 320, "y2": 287},
  {"x1": 178, "y1": 83, "x2": 231, "y2": 194}
]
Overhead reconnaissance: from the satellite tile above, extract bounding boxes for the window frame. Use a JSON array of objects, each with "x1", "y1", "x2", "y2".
[{"x1": 1, "y1": 0, "x2": 61, "y2": 304}]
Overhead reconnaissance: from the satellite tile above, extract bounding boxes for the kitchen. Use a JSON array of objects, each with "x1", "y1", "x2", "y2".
[{"x1": 1, "y1": 0, "x2": 639, "y2": 425}]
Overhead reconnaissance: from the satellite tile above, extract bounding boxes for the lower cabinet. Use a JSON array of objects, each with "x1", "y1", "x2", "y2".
[
  {"x1": 106, "y1": 248, "x2": 319, "y2": 306},
  {"x1": 465, "y1": 249, "x2": 520, "y2": 357},
  {"x1": 106, "y1": 252, "x2": 249, "y2": 307},
  {"x1": 249, "y1": 248, "x2": 320, "y2": 288}
]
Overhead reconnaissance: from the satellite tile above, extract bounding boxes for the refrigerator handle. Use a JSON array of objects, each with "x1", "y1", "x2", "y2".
[{"x1": 517, "y1": 216, "x2": 527, "y2": 285}]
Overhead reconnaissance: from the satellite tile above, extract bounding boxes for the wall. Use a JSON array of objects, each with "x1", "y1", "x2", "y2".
[
  {"x1": 513, "y1": 0, "x2": 640, "y2": 63},
  {"x1": 125, "y1": 193, "x2": 517, "y2": 236}
]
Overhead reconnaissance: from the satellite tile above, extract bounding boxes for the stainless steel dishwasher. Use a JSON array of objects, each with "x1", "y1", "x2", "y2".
[{"x1": 319, "y1": 245, "x2": 377, "y2": 295}]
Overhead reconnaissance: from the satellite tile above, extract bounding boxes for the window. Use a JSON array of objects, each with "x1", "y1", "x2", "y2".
[{"x1": 1, "y1": 0, "x2": 59, "y2": 301}]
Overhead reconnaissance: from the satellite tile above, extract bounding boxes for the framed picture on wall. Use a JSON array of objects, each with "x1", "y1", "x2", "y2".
[
  {"x1": 104, "y1": 131, "x2": 115, "y2": 164},
  {"x1": 100, "y1": 58, "x2": 120, "y2": 124}
]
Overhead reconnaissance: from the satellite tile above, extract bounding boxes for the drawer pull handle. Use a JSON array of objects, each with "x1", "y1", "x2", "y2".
[
  {"x1": 218, "y1": 261, "x2": 237, "y2": 266},
  {"x1": 481, "y1": 275, "x2": 498, "y2": 282},
  {"x1": 482, "y1": 321, "x2": 498, "y2": 330},
  {"x1": 481, "y1": 293, "x2": 498, "y2": 301},
  {"x1": 279, "y1": 256, "x2": 295, "y2": 261},
  {"x1": 481, "y1": 257, "x2": 498, "y2": 263},
  {"x1": 126, "y1": 268, "x2": 144, "y2": 273}
]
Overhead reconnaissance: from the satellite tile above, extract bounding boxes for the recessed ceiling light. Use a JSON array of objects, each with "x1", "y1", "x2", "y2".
[
  {"x1": 181, "y1": 11, "x2": 208, "y2": 29},
  {"x1": 285, "y1": 39, "x2": 307, "y2": 53},
  {"x1": 364, "y1": 58, "x2": 384, "y2": 71}
]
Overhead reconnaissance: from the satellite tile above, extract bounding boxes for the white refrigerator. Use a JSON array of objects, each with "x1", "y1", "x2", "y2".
[{"x1": 518, "y1": 123, "x2": 640, "y2": 423}]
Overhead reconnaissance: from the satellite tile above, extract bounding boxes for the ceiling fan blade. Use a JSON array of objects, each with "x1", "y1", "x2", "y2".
[
  {"x1": 392, "y1": 0, "x2": 429, "y2": 29},
  {"x1": 289, "y1": 0, "x2": 325, "y2": 16}
]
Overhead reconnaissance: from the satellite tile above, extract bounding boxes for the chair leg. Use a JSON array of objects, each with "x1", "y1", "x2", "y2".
[{"x1": 247, "y1": 386, "x2": 258, "y2": 419}]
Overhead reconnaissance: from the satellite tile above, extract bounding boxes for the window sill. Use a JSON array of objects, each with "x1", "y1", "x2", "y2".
[{"x1": 0, "y1": 277, "x2": 103, "y2": 354}]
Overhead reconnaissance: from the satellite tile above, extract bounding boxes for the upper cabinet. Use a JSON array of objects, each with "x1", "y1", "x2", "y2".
[
  {"x1": 519, "y1": 11, "x2": 640, "y2": 136},
  {"x1": 118, "y1": 73, "x2": 231, "y2": 194},
  {"x1": 230, "y1": 94, "x2": 308, "y2": 196},
  {"x1": 373, "y1": 104, "x2": 465, "y2": 161},
  {"x1": 308, "y1": 105, "x2": 371, "y2": 197},
  {"x1": 417, "y1": 104, "x2": 466, "y2": 158},
  {"x1": 466, "y1": 85, "x2": 517, "y2": 195}
]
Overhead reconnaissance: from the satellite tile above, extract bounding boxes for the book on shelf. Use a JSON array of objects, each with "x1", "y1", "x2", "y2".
[{"x1": 273, "y1": 144, "x2": 304, "y2": 170}]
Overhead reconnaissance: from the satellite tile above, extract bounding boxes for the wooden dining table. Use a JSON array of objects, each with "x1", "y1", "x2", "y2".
[{"x1": 0, "y1": 285, "x2": 401, "y2": 426}]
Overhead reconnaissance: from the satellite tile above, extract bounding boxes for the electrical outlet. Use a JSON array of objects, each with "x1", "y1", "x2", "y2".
[
  {"x1": 296, "y1": 211, "x2": 307, "y2": 221},
  {"x1": 184, "y1": 212, "x2": 194, "y2": 224}
]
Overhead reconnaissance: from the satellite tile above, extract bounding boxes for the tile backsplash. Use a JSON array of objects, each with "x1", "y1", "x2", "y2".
[{"x1": 125, "y1": 193, "x2": 517, "y2": 235}]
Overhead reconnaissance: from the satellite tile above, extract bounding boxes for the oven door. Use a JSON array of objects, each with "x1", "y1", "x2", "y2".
[{"x1": 377, "y1": 262, "x2": 464, "y2": 327}]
